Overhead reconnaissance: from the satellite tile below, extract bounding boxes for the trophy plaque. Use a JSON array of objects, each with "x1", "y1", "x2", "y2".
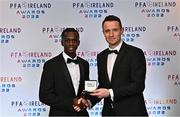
[{"x1": 82, "y1": 80, "x2": 97, "y2": 98}]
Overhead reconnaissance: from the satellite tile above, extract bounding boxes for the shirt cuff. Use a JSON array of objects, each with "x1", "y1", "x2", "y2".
[{"x1": 108, "y1": 89, "x2": 114, "y2": 101}]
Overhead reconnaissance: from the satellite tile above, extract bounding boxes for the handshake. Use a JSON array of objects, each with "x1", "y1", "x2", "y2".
[
  {"x1": 73, "y1": 91, "x2": 92, "y2": 112},
  {"x1": 73, "y1": 88, "x2": 110, "y2": 112},
  {"x1": 73, "y1": 80, "x2": 97, "y2": 112}
]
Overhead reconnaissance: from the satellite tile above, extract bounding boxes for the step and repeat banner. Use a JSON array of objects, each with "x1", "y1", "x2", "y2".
[{"x1": 0, "y1": 0, "x2": 180, "y2": 116}]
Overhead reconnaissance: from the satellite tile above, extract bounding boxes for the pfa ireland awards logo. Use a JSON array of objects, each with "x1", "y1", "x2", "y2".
[
  {"x1": 134, "y1": 1, "x2": 176, "y2": 18},
  {"x1": 144, "y1": 49, "x2": 176, "y2": 66},
  {"x1": 10, "y1": 51, "x2": 52, "y2": 68},
  {"x1": 122, "y1": 26, "x2": 146, "y2": 42},
  {"x1": 72, "y1": 1, "x2": 114, "y2": 19},
  {"x1": 167, "y1": 25, "x2": 180, "y2": 42},
  {"x1": 42, "y1": 26, "x2": 84, "y2": 43},
  {"x1": 9, "y1": 1, "x2": 51, "y2": 19},
  {"x1": 0, "y1": 27, "x2": 21, "y2": 44}
]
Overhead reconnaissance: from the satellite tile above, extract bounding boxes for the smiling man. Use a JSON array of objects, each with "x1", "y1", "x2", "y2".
[
  {"x1": 39, "y1": 28, "x2": 90, "y2": 116},
  {"x1": 90, "y1": 15, "x2": 148, "y2": 116}
]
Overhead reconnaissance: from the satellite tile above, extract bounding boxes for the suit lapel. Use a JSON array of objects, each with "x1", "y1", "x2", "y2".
[
  {"x1": 102, "y1": 49, "x2": 111, "y2": 86},
  {"x1": 59, "y1": 53, "x2": 76, "y2": 96},
  {"x1": 77, "y1": 57, "x2": 85, "y2": 96},
  {"x1": 111, "y1": 42, "x2": 127, "y2": 83}
]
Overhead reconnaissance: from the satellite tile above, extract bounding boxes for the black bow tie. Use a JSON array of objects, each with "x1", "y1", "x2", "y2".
[
  {"x1": 107, "y1": 49, "x2": 118, "y2": 54},
  {"x1": 67, "y1": 58, "x2": 79, "y2": 64}
]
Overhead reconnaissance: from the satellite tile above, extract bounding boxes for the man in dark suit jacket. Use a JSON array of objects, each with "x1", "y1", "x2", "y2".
[
  {"x1": 90, "y1": 15, "x2": 148, "y2": 116},
  {"x1": 39, "y1": 28, "x2": 90, "y2": 116}
]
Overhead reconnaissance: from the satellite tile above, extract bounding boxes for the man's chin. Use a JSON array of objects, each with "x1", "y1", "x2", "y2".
[
  {"x1": 66, "y1": 50, "x2": 76, "y2": 55},
  {"x1": 69, "y1": 50, "x2": 75, "y2": 53}
]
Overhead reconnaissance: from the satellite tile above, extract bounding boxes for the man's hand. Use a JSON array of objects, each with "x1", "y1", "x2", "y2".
[
  {"x1": 90, "y1": 88, "x2": 110, "y2": 98},
  {"x1": 73, "y1": 97, "x2": 91, "y2": 112}
]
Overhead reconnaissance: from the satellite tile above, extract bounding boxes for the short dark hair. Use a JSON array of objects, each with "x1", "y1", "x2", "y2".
[
  {"x1": 102, "y1": 15, "x2": 122, "y2": 28},
  {"x1": 61, "y1": 28, "x2": 79, "y2": 40}
]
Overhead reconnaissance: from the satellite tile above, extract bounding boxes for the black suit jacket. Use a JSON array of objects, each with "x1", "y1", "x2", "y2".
[
  {"x1": 97, "y1": 42, "x2": 148, "y2": 116},
  {"x1": 39, "y1": 53, "x2": 89, "y2": 116}
]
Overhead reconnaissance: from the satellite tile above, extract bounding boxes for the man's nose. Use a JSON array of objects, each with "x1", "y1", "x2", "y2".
[
  {"x1": 68, "y1": 40, "x2": 76, "y2": 45},
  {"x1": 109, "y1": 31, "x2": 114, "y2": 36}
]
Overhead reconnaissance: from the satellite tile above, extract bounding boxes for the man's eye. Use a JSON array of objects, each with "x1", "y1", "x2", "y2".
[
  {"x1": 65, "y1": 40, "x2": 77, "y2": 43},
  {"x1": 105, "y1": 30, "x2": 110, "y2": 33},
  {"x1": 113, "y1": 29, "x2": 118, "y2": 31}
]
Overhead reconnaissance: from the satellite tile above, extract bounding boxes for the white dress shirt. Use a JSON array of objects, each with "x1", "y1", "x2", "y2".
[
  {"x1": 63, "y1": 52, "x2": 80, "y2": 95},
  {"x1": 107, "y1": 41, "x2": 123, "y2": 101}
]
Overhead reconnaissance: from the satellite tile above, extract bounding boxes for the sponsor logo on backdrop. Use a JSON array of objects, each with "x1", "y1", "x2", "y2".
[
  {"x1": 11, "y1": 100, "x2": 47, "y2": 116},
  {"x1": 88, "y1": 101, "x2": 103, "y2": 116},
  {"x1": 144, "y1": 49, "x2": 176, "y2": 66},
  {"x1": 0, "y1": 27, "x2": 21, "y2": 44},
  {"x1": 134, "y1": 1, "x2": 176, "y2": 17},
  {"x1": 42, "y1": 26, "x2": 84, "y2": 43},
  {"x1": 72, "y1": 1, "x2": 114, "y2": 18},
  {"x1": 145, "y1": 98, "x2": 177, "y2": 115},
  {"x1": 168, "y1": 74, "x2": 180, "y2": 86},
  {"x1": 10, "y1": 51, "x2": 52, "y2": 68},
  {"x1": 9, "y1": 2, "x2": 51, "y2": 19},
  {"x1": 167, "y1": 25, "x2": 180, "y2": 41},
  {"x1": 77, "y1": 51, "x2": 99, "y2": 67},
  {"x1": 0, "y1": 76, "x2": 22, "y2": 93},
  {"x1": 122, "y1": 26, "x2": 146, "y2": 42}
]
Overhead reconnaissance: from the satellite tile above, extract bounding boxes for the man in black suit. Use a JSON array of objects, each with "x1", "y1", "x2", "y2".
[
  {"x1": 39, "y1": 28, "x2": 90, "y2": 116},
  {"x1": 90, "y1": 15, "x2": 148, "y2": 116}
]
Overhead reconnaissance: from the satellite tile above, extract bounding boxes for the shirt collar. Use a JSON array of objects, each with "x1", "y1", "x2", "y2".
[
  {"x1": 109, "y1": 40, "x2": 123, "y2": 52},
  {"x1": 62, "y1": 52, "x2": 77, "y2": 63}
]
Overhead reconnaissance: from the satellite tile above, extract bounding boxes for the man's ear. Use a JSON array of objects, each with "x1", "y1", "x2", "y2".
[
  {"x1": 77, "y1": 40, "x2": 80, "y2": 46},
  {"x1": 120, "y1": 28, "x2": 124, "y2": 34}
]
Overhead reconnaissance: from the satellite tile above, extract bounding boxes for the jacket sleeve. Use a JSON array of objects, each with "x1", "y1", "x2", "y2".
[{"x1": 39, "y1": 61, "x2": 74, "y2": 112}]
